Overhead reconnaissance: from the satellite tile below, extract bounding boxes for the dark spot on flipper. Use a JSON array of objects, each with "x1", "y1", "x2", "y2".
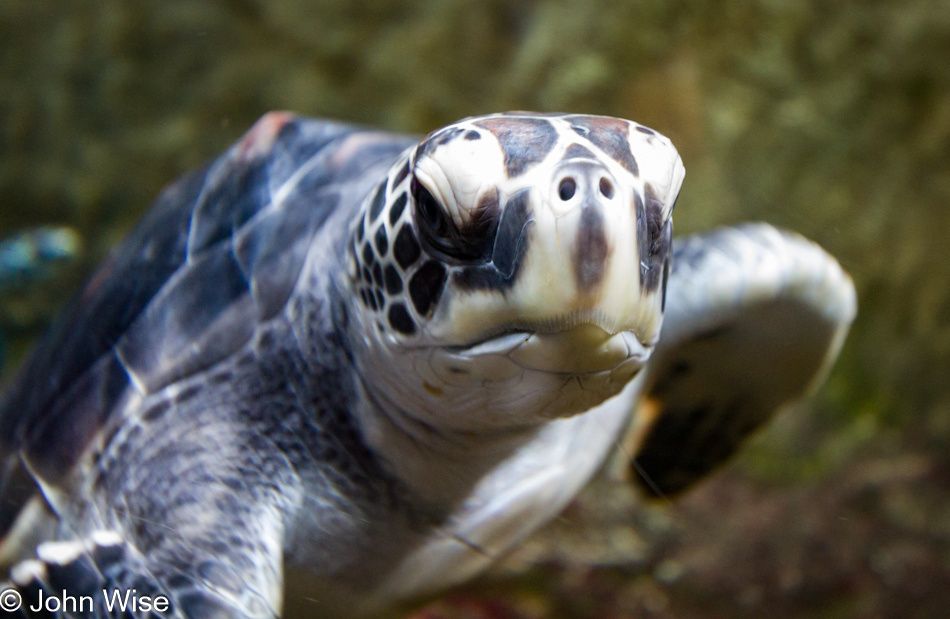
[
  {"x1": 475, "y1": 118, "x2": 558, "y2": 177},
  {"x1": 562, "y1": 143, "x2": 597, "y2": 160},
  {"x1": 633, "y1": 398, "x2": 764, "y2": 496},
  {"x1": 174, "y1": 384, "x2": 201, "y2": 405},
  {"x1": 389, "y1": 192, "x2": 407, "y2": 225},
  {"x1": 10, "y1": 563, "x2": 50, "y2": 613},
  {"x1": 177, "y1": 590, "x2": 242, "y2": 619},
  {"x1": 41, "y1": 545, "x2": 102, "y2": 596},
  {"x1": 368, "y1": 181, "x2": 386, "y2": 223},
  {"x1": 567, "y1": 116, "x2": 639, "y2": 176},
  {"x1": 393, "y1": 225, "x2": 421, "y2": 269},
  {"x1": 141, "y1": 400, "x2": 171, "y2": 423},
  {"x1": 693, "y1": 325, "x2": 732, "y2": 341},
  {"x1": 384, "y1": 265, "x2": 403, "y2": 294},
  {"x1": 89, "y1": 533, "x2": 126, "y2": 568},
  {"x1": 573, "y1": 205, "x2": 609, "y2": 292},
  {"x1": 670, "y1": 359, "x2": 691, "y2": 376},
  {"x1": 454, "y1": 189, "x2": 533, "y2": 291},
  {"x1": 464, "y1": 130, "x2": 481, "y2": 140},
  {"x1": 633, "y1": 403, "x2": 714, "y2": 496},
  {"x1": 636, "y1": 126, "x2": 656, "y2": 135},
  {"x1": 409, "y1": 261, "x2": 448, "y2": 316},
  {"x1": 388, "y1": 303, "x2": 415, "y2": 335},
  {"x1": 374, "y1": 226, "x2": 389, "y2": 256}
]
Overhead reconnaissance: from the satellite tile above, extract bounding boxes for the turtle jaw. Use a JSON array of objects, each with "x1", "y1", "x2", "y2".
[
  {"x1": 455, "y1": 322, "x2": 652, "y2": 376},
  {"x1": 456, "y1": 317, "x2": 653, "y2": 377}
]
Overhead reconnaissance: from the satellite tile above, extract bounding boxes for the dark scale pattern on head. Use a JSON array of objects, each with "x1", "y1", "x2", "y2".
[
  {"x1": 419, "y1": 127, "x2": 466, "y2": 158},
  {"x1": 384, "y1": 265, "x2": 403, "y2": 294},
  {"x1": 393, "y1": 225, "x2": 421, "y2": 269},
  {"x1": 475, "y1": 118, "x2": 559, "y2": 177},
  {"x1": 368, "y1": 181, "x2": 387, "y2": 223},
  {"x1": 574, "y1": 205, "x2": 609, "y2": 292},
  {"x1": 469, "y1": 188, "x2": 500, "y2": 246},
  {"x1": 348, "y1": 241, "x2": 359, "y2": 274},
  {"x1": 640, "y1": 183, "x2": 671, "y2": 292},
  {"x1": 374, "y1": 226, "x2": 389, "y2": 256},
  {"x1": 389, "y1": 192, "x2": 407, "y2": 225},
  {"x1": 361, "y1": 242, "x2": 375, "y2": 266},
  {"x1": 661, "y1": 254, "x2": 671, "y2": 311},
  {"x1": 409, "y1": 260, "x2": 448, "y2": 316},
  {"x1": 374, "y1": 289, "x2": 385, "y2": 309},
  {"x1": 567, "y1": 116, "x2": 639, "y2": 177},
  {"x1": 563, "y1": 143, "x2": 597, "y2": 160},
  {"x1": 356, "y1": 217, "x2": 365, "y2": 242},
  {"x1": 361, "y1": 266, "x2": 373, "y2": 286},
  {"x1": 393, "y1": 160, "x2": 410, "y2": 187},
  {"x1": 388, "y1": 303, "x2": 415, "y2": 335},
  {"x1": 635, "y1": 191, "x2": 648, "y2": 273},
  {"x1": 372, "y1": 262, "x2": 383, "y2": 287}
]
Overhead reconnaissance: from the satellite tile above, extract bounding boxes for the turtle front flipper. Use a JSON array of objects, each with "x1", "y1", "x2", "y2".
[
  {"x1": 627, "y1": 224, "x2": 857, "y2": 497},
  {"x1": 2, "y1": 516, "x2": 282, "y2": 619},
  {"x1": 6, "y1": 532, "x2": 161, "y2": 619}
]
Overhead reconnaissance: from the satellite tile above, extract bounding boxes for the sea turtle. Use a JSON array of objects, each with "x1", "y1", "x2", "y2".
[{"x1": 0, "y1": 112, "x2": 856, "y2": 618}]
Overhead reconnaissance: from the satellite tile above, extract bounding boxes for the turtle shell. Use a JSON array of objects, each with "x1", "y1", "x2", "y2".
[{"x1": 0, "y1": 113, "x2": 415, "y2": 483}]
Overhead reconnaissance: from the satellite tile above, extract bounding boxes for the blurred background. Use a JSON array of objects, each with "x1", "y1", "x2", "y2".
[{"x1": 2, "y1": 0, "x2": 949, "y2": 617}]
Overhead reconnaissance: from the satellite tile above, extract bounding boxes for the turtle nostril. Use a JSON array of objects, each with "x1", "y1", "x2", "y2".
[
  {"x1": 599, "y1": 177, "x2": 614, "y2": 199},
  {"x1": 559, "y1": 178, "x2": 576, "y2": 201}
]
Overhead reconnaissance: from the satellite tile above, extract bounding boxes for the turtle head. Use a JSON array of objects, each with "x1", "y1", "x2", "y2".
[{"x1": 346, "y1": 113, "x2": 684, "y2": 431}]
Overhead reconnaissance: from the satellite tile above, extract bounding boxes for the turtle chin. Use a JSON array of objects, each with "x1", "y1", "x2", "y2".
[
  {"x1": 429, "y1": 321, "x2": 654, "y2": 423},
  {"x1": 462, "y1": 323, "x2": 651, "y2": 376}
]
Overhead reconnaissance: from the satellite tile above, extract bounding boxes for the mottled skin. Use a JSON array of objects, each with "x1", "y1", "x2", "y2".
[{"x1": 0, "y1": 113, "x2": 855, "y2": 618}]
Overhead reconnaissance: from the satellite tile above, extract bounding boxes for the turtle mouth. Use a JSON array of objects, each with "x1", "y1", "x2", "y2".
[{"x1": 455, "y1": 321, "x2": 653, "y2": 376}]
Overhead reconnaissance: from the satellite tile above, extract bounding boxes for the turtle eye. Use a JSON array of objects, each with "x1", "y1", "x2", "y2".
[
  {"x1": 413, "y1": 179, "x2": 450, "y2": 237},
  {"x1": 412, "y1": 177, "x2": 491, "y2": 262}
]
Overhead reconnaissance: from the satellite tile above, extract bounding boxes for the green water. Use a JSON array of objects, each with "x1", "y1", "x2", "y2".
[{"x1": 2, "y1": 1, "x2": 948, "y2": 617}]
